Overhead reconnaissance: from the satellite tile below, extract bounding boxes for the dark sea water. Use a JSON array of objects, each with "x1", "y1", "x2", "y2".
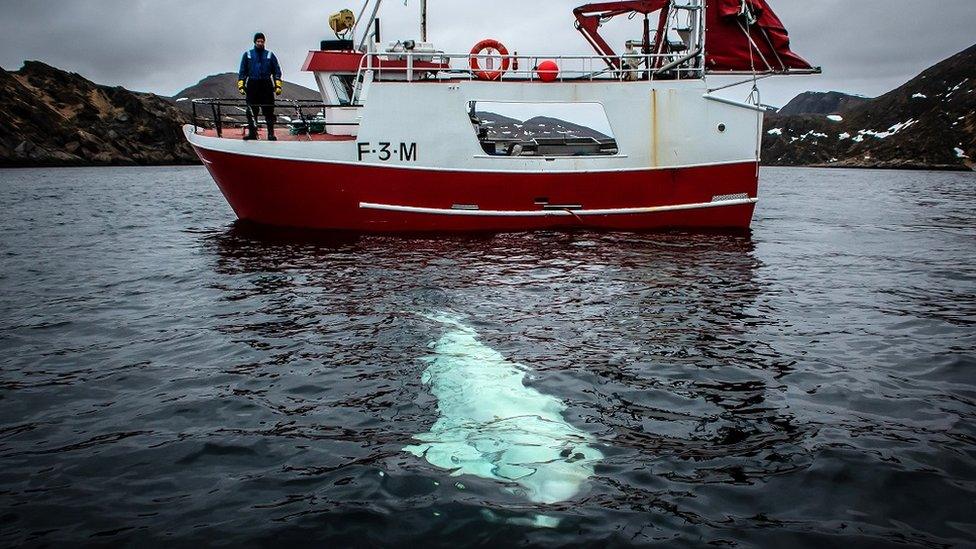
[{"x1": 0, "y1": 166, "x2": 974, "y2": 548}]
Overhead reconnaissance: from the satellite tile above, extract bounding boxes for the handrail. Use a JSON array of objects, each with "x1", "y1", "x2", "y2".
[
  {"x1": 189, "y1": 98, "x2": 362, "y2": 137},
  {"x1": 190, "y1": 98, "x2": 340, "y2": 105},
  {"x1": 350, "y1": 49, "x2": 704, "y2": 86}
]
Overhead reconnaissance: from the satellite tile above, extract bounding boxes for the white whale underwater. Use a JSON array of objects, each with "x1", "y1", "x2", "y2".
[{"x1": 405, "y1": 313, "x2": 603, "y2": 505}]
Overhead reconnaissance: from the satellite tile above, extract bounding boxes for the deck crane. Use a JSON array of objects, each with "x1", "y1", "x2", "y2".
[{"x1": 573, "y1": 1, "x2": 672, "y2": 72}]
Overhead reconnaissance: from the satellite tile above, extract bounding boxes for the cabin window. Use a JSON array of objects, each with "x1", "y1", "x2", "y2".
[
  {"x1": 468, "y1": 101, "x2": 618, "y2": 157},
  {"x1": 331, "y1": 75, "x2": 355, "y2": 105}
]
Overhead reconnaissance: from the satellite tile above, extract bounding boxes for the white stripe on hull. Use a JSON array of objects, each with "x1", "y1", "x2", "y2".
[{"x1": 360, "y1": 197, "x2": 758, "y2": 217}]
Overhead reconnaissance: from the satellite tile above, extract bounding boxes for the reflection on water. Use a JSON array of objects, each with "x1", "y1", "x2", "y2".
[{"x1": 1, "y1": 167, "x2": 974, "y2": 547}]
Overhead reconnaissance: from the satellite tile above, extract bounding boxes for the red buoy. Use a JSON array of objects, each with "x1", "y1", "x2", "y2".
[{"x1": 536, "y1": 60, "x2": 559, "y2": 82}]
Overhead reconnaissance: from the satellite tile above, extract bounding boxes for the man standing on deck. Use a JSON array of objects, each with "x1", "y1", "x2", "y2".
[{"x1": 238, "y1": 33, "x2": 283, "y2": 141}]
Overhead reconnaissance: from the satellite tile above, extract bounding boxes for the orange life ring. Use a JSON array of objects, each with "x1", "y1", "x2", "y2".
[{"x1": 470, "y1": 39, "x2": 510, "y2": 81}]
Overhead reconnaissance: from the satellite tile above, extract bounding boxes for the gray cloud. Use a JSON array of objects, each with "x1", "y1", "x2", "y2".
[{"x1": 0, "y1": 0, "x2": 973, "y2": 106}]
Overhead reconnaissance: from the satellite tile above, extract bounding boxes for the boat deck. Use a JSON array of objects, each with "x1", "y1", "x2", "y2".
[{"x1": 194, "y1": 128, "x2": 355, "y2": 142}]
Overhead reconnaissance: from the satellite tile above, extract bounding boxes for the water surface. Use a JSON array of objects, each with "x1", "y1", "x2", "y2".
[{"x1": 0, "y1": 166, "x2": 974, "y2": 547}]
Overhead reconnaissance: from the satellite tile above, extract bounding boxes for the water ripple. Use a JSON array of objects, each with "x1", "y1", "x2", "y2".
[{"x1": 0, "y1": 166, "x2": 974, "y2": 546}]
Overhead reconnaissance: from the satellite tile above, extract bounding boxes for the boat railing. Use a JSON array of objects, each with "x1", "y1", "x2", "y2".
[
  {"x1": 355, "y1": 50, "x2": 703, "y2": 84},
  {"x1": 190, "y1": 98, "x2": 361, "y2": 139}
]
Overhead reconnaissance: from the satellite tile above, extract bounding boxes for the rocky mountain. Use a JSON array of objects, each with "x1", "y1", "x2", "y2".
[
  {"x1": 778, "y1": 91, "x2": 871, "y2": 116},
  {"x1": 171, "y1": 73, "x2": 321, "y2": 114},
  {"x1": 0, "y1": 62, "x2": 196, "y2": 166},
  {"x1": 763, "y1": 44, "x2": 976, "y2": 170}
]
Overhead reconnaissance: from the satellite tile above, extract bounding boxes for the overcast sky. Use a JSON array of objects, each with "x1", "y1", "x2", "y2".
[{"x1": 0, "y1": 0, "x2": 973, "y2": 107}]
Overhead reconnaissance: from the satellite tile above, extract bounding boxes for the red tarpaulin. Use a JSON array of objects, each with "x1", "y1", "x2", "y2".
[{"x1": 705, "y1": 0, "x2": 813, "y2": 72}]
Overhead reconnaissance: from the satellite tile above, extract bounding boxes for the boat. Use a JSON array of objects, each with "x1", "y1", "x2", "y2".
[{"x1": 185, "y1": 0, "x2": 818, "y2": 232}]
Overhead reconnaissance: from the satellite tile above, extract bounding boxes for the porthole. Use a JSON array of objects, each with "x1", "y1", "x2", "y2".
[{"x1": 718, "y1": 123, "x2": 727, "y2": 133}]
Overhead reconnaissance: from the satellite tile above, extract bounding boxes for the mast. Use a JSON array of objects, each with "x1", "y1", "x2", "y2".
[
  {"x1": 421, "y1": 0, "x2": 428, "y2": 42},
  {"x1": 689, "y1": 0, "x2": 703, "y2": 70}
]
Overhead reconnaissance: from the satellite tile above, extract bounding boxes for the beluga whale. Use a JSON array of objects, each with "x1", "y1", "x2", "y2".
[{"x1": 405, "y1": 313, "x2": 603, "y2": 505}]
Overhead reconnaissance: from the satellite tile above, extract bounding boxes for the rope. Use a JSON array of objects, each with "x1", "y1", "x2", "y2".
[
  {"x1": 749, "y1": 80, "x2": 762, "y2": 171},
  {"x1": 736, "y1": 20, "x2": 773, "y2": 72},
  {"x1": 741, "y1": 6, "x2": 763, "y2": 172},
  {"x1": 759, "y1": 27, "x2": 786, "y2": 71}
]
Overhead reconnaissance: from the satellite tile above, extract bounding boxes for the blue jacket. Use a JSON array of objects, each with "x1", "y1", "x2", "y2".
[{"x1": 239, "y1": 48, "x2": 282, "y2": 82}]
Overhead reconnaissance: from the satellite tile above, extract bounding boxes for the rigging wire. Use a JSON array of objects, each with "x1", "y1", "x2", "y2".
[{"x1": 351, "y1": 0, "x2": 372, "y2": 44}]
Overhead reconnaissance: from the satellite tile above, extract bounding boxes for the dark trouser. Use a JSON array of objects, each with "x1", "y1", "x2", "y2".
[{"x1": 245, "y1": 79, "x2": 276, "y2": 137}]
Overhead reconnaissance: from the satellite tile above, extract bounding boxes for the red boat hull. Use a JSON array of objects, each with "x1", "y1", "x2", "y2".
[{"x1": 193, "y1": 147, "x2": 759, "y2": 232}]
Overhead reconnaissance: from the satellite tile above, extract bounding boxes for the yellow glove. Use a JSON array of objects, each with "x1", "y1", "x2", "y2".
[
  {"x1": 237, "y1": 80, "x2": 245, "y2": 95},
  {"x1": 274, "y1": 80, "x2": 283, "y2": 96}
]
